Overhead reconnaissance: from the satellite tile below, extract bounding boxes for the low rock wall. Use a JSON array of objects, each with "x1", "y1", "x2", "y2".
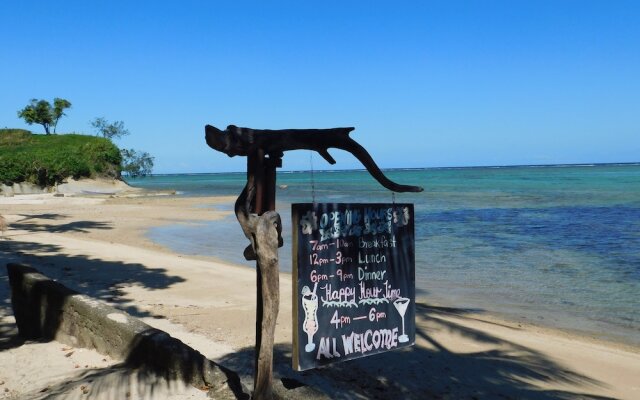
[{"x1": 7, "y1": 263, "x2": 247, "y2": 399}]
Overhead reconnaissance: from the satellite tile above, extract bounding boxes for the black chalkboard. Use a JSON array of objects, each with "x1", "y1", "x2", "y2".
[{"x1": 292, "y1": 203, "x2": 415, "y2": 371}]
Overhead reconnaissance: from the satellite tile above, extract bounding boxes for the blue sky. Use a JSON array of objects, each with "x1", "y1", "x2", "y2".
[{"x1": 1, "y1": 1, "x2": 638, "y2": 173}]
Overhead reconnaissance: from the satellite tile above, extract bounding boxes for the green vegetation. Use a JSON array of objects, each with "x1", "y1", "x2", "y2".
[
  {"x1": 89, "y1": 117, "x2": 154, "y2": 178},
  {"x1": 0, "y1": 129, "x2": 121, "y2": 186},
  {"x1": 17, "y1": 98, "x2": 72, "y2": 134},
  {"x1": 91, "y1": 117, "x2": 130, "y2": 139},
  {"x1": 120, "y1": 148, "x2": 154, "y2": 178},
  {"x1": 4, "y1": 97, "x2": 154, "y2": 186}
]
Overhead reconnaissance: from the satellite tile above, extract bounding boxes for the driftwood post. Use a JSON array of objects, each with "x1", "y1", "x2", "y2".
[
  {"x1": 246, "y1": 149, "x2": 282, "y2": 399},
  {"x1": 205, "y1": 124, "x2": 422, "y2": 400}
]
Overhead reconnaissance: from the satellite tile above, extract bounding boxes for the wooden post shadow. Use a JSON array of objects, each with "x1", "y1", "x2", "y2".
[{"x1": 205, "y1": 124, "x2": 422, "y2": 400}]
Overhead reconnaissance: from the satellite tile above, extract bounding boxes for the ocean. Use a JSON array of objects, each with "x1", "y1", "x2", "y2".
[{"x1": 127, "y1": 164, "x2": 640, "y2": 346}]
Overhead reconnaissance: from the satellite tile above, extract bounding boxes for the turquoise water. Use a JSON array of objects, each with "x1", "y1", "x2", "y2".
[{"x1": 129, "y1": 164, "x2": 640, "y2": 345}]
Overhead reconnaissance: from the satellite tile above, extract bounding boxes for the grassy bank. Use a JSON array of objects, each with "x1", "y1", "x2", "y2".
[{"x1": 0, "y1": 129, "x2": 121, "y2": 186}]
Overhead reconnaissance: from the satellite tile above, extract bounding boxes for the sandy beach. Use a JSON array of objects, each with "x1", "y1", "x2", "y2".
[{"x1": 1, "y1": 192, "x2": 639, "y2": 399}]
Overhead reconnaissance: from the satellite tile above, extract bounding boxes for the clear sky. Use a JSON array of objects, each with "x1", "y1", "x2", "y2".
[{"x1": 1, "y1": 1, "x2": 638, "y2": 173}]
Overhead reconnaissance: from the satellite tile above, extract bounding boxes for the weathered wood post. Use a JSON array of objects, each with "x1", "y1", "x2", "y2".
[
  {"x1": 205, "y1": 124, "x2": 422, "y2": 400},
  {"x1": 246, "y1": 149, "x2": 282, "y2": 400}
]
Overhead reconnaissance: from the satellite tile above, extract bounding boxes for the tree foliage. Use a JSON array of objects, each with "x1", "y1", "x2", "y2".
[
  {"x1": 90, "y1": 117, "x2": 153, "y2": 177},
  {"x1": 52, "y1": 98, "x2": 72, "y2": 133},
  {"x1": 120, "y1": 148, "x2": 154, "y2": 178},
  {"x1": 91, "y1": 117, "x2": 130, "y2": 139},
  {"x1": 17, "y1": 99, "x2": 53, "y2": 134},
  {"x1": 17, "y1": 98, "x2": 71, "y2": 134}
]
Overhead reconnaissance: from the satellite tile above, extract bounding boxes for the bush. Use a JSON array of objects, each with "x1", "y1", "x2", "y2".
[
  {"x1": 0, "y1": 128, "x2": 32, "y2": 145},
  {"x1": 0, "y1": 129, "x2": 122, "y2": 186}
]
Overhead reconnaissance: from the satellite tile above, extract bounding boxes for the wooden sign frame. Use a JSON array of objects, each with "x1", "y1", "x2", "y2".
[{"x1": 205, "y1": 123, "x2": 422, "y2": 398}]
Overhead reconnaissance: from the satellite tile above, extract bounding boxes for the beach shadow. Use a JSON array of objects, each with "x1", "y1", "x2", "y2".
[
  {"x1": 9, "y1": 220, "x2": 112, "y2": 234},
  {"x1": 0, "y1": 285, "x2": 34, "y2": 352},
  {"x1": 217, "y1": 304, "x2": 614, "y2": 400},
  {"x1": 17, "y1": 213, "x2": 67, "y2": 221},
  {"x1": 0, "y1": 314, "x2": 24, "y2": 351},
  {"x1": 17, "y1": 358, "x2": 247, "y2": 400},
  {"x1": 0, "y1": 237, "x2": 186, "y2": 333},
  {"x1": 19, "y1": 364, "x2": 194, "y2": 400},
  {"x1": 0, "y1": 245, "x2": 25, "y2": 351},
  {"x1": 4, "y1": 212, "x2": 112, "y2": 235}
]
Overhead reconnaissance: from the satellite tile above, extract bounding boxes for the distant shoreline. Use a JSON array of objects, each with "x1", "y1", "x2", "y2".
[{"x1": 134, "y1": 161, "x2": 640, "y2": 177}]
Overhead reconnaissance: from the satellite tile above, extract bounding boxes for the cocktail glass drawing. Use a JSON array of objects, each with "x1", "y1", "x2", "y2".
[
  {"x1": 301, "y1": 286, "x2": 319, "y2": 352},
  {"x1": 393, "y1": 297, "x2": 410, "y2": 343}
]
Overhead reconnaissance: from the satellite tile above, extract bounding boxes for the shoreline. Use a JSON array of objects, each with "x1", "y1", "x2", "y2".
[
  {"x1": 1, "y1": 193, "x2": 639, "y2": 399},
  {"x1": 13, "y1": 190, "x2": 632, "y2": 352},
  {"x1": 142, "y1": 196, "x2": 640, "y2": 352}
]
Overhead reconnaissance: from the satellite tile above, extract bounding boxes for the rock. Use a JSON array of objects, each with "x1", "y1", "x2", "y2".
[{"x1": 0, "y1": 182, "x2": 49, "y2": 196}]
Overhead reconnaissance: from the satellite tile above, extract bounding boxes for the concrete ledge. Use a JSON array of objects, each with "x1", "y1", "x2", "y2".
[
  {"x1": 7, "y1": 263, "x2": 248, "y2": 399},
  {"x1": 7, "y1": 263, "x2": 330, "y2": 400}
]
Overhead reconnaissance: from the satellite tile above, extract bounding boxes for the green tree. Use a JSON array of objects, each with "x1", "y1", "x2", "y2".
[
  {"x1": 91, "y1": 117, "x2": 130, "y2": 139},
  {"x1": 90, "y1": 117, "x2": 154, "y2": 178},
  {"x1": 17, "y1": 99, "x2": 53, "y2": 134},
  {"x1": 52, "y1": 98, "x2": 72, "y2": 133},
  {"x1": 120, "y1": 148, "x2": 154, "y2": 178},
  {"x1": 17, "y1": 98, "x2": 71, "y2": 134}
]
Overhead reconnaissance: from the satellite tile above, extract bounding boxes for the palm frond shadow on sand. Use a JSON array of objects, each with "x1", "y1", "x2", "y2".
[{"x1": 218, "y1": 304, "x2": 614, "y2": 400}]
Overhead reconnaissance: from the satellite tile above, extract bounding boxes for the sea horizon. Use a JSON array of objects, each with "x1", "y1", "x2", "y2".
[{"x1": 138, "y1": 161, "x2": 640, "y2": 178}]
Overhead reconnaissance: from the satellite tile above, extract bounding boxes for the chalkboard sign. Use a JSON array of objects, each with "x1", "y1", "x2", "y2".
[{"x1": 292, "y1": 203, "x2": 415, "y2": 370}]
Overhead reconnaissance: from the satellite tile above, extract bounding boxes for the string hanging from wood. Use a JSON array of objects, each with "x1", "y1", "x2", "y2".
[{"x1": 309, "y1": 151, "x2": 316, "y2": 205}]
